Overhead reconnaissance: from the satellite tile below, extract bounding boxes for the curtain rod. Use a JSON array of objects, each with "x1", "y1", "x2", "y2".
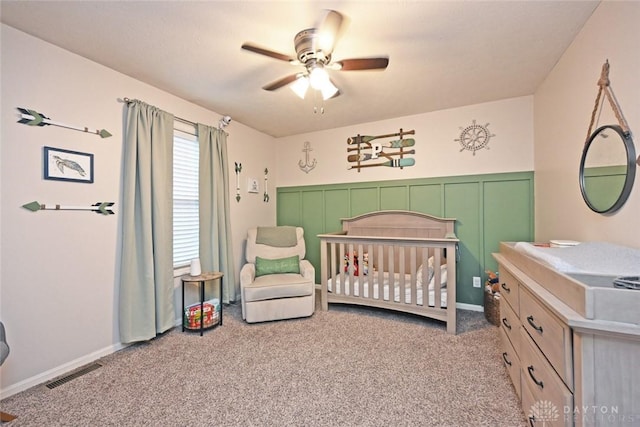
[{"x1": 122, "y1": 97, "x2": 197, "y2": 127}]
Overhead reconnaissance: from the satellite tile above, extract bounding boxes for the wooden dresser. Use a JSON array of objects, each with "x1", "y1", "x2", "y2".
[{"x1": 494, "y1": 243, "x2": 640, "y2": 426}]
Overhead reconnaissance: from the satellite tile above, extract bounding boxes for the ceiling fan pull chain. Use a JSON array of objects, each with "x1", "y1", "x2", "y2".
[{"x1": 312, "y1": 91, "x2": 326, "y2": 114}]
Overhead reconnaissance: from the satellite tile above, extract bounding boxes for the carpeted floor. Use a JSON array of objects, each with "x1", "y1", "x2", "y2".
[{"x1": 1, "y1": 300, "x2": 526, "y2": 426}]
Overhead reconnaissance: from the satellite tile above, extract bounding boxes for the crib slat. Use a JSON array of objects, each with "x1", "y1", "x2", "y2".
[
  {"x1": 410, "y1": 247, "x2": 417, "y2": 306},
  {"x1": 376, "y1": 245, "x2": 384, "y2": 300},
  {"x1": 357, "y1": 243, "x2": 364, "y2": 298},
  {"x1": 433, "y1": 248, "x2": 442, "y2": 308},
  {"x1": 399, "y1": 247, "x2": 405, "y2": 303},
  {"x1": 387, "y1": 246, "x2": 395, "y2": 302},
  {"x1": 367, "y1": 244, "x2": 374, "y2": 300},
  {"x1": 344, "y1": 243, "x2": 355, "y2": 296},
  {"x1": 421, "y1": 248, "x2": 430, "y2": 308},
  {"x1": 339, "y1": 244, "x2": 346, "y2": 296},
  {"x1": 330, "y1": 242, "x2": 337, "y2": 293}
]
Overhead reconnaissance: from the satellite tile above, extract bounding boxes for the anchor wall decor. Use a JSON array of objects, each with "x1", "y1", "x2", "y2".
[
  {"x1": 347, "y1": 129, "x2": 415, "y2": 172},
  {"x1": 298, "y1": 141, "x2": 317, "y2": 174}
]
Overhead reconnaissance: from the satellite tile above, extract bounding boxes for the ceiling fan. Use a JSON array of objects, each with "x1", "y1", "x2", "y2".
[{"x1": 241, "y1": 10, "x2": 389, "y2": 101}]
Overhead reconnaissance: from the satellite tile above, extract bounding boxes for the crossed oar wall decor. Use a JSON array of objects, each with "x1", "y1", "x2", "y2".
[{"x1": 347, "y1": 129, "x2": 415, "y2": 172}]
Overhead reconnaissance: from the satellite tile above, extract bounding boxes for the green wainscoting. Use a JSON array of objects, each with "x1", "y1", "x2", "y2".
[{"x1": 276, "y1": 171, "x2": 534, "y2": 306}]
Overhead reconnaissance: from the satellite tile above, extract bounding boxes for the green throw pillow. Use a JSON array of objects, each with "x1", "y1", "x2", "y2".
[{"x1": 255, "y1": 255, "x2": 300, "y2": 277}]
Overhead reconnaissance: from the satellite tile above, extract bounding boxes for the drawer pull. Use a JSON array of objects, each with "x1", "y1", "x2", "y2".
[
  {"x1": 502, "y1": 352, "x2": 512, "y2": 366},
  {"x1": 527, "y1": 365, "x2": 544, "y2": 389},
  {"x1": 501, "y1": 317, "x2": 512, "y2": 330},
  {"x1": 527, "y1": 315, "x2": 544, "y2": 333},
  {"x1": 501, "y1": 282, "x2": 511, "y2": 293}
]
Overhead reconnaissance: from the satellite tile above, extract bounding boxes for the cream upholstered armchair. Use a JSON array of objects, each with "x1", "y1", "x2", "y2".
[{"x1": 240, "y1": 226, "x2": 315, "y2": 323}]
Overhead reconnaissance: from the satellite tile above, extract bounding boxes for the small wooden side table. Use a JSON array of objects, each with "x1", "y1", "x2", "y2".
[{"x1": 181, "y1": 272, "x2": 223, "y2": 336}]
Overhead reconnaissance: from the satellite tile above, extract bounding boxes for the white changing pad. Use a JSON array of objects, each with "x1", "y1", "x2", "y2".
[{"x1": 514, "y1": 241, "x2": 640, "y2": 276}]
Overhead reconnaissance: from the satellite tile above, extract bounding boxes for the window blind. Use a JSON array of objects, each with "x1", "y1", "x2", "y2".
[{"x1": 173, "y1": 130, "x2": 199, "y2": 268}]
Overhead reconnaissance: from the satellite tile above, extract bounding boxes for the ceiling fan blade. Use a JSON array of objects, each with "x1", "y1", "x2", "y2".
[
  {"x1": 335, "y1": 57, "x2": 389, "y2": 71},
  {"x1": 262, "y1": 74, "x2": 300, "y2": 91},
  {"x1": 241, "y1": 43, "x2": 296, "y2": 63},
  {"x1": 315, "y1": 9, "x2": 345, "y2": 55}
]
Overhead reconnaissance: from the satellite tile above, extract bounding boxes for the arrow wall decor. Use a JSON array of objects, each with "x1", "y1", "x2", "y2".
[
  {"x1": 22, "y1": 201, "x2": 115, "y2": 215},
  {"x1": 17, "y1": 107, "x2": 112, "y2": 138},
  {"x1": 234, "y1": 162, "x2": 242, "y2": 202},
  {"x1": 263, "y1": 168, "x2": 270, "y2": 203}
]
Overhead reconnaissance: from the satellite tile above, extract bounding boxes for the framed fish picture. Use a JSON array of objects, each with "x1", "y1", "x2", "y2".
[{"x1": 43, "y1": 146, "x2": 94, "y2": 183}]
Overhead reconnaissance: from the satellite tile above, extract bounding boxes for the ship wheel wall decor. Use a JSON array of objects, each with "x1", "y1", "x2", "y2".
[{"x1": 455, "y1": 120, "x2": 495, "y2": 155}]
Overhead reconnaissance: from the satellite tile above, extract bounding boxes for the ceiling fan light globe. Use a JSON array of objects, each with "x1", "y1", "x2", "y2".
[
  {"x1": 321, "y1": 80, "x2": 339, "y2": 100},
  {"x1": 309, "y1": 66, "x2": 329, "y2": 90},
  {"x1": 290, "y1": 76, "x2": 309, "y2": 99}
]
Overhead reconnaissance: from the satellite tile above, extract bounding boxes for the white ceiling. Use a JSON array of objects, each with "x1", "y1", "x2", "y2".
[{"x1": 1, "y1": 1, "x2": 599, "y2": 138}]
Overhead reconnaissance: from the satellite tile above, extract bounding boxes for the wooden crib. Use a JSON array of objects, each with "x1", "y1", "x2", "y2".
[{"x1": 318, "y1": 210, "x2": 459, "y2": 334}]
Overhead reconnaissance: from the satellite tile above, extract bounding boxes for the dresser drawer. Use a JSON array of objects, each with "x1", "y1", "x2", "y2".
[
  {"x1": 499, "y1": 296, "x2": 520, "y2": 354},
  {"x1": 499, "y1": 326, "x2": 521, "y2": 398},
  {"x1": 521, "y1": 374, "x2": 571, "y2": 426},
  {"x1": 498, "y1": 268, "x2": 519, "y2": 315},
  {"x1": 520, "y1": 328, "x2": 573, "y2": 426},
  {"x1": 520, "y1": 287, "x2": 573, "y2": 389}
]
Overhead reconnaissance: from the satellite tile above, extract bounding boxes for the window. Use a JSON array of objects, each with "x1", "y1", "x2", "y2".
[{"x1": 173, "y1": 129, "x2": 199, "y2": 268}]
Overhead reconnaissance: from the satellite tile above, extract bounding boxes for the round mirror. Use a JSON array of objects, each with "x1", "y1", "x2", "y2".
[{"x1": 579, "y1": 124, "x2": 636, "y2": 214}]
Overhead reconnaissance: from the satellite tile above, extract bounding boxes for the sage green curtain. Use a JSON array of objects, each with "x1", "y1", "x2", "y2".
[
  {"x1": 119, "y1": 100, "x2": 175, "y2": 343},
  {"x1": 198, "y1": 124, "x2": 237, "y2": 303}
]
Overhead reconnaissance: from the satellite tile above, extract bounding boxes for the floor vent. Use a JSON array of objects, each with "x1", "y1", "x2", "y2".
[{"x1": 45, "y1": 363, "x2": 102, "y2": 389}]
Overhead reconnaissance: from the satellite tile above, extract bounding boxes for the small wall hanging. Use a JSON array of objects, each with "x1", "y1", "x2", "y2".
[
  {"x1": 298, "y1": 141, "x2": 317, "y2": 174},
  {"x1": 234, "y1": 162, "x2": 242, "y2": 202},
  {"x1": 17, "y1": 107, "x2": 112, "y2": 138},
  {"x1": 22, "y1": 201, "x2": 115, "y2": 215},
  {"x1": 44, "y1": 146, "x2": 94, "y2": 184},
  {"x1": 347, "y1": 129, "x2": 415, "y2": 172},
  {"x1": 263, "y1": 168, "x2": 270, "y2": 202},
  {"x1": 455, "y1": 120, "x2": 494, "y2": 155},
  {"x1": 247, "y1": 177, "x2": 259, "y2": 193}
]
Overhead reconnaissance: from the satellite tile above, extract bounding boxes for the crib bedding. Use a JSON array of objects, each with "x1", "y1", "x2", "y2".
[{"x1": 327, "y1": 268, "x2": 448, "y2": 307}]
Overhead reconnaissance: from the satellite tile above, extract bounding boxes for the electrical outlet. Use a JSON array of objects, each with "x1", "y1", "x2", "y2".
[{"x1": 473, "y1": 276, "x2": 481, "y2": 288}]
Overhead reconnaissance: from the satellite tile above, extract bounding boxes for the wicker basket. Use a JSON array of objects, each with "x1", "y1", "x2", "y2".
[
  {"x1": 484, "y1": 290, "x2": 500, "y2": 326},
  {"x1": 184, "y1": 300, "x2": 220, "y2": 329}
]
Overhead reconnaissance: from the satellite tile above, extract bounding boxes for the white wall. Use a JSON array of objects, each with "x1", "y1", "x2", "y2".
[
  {"x1": 534, "y1": 2, "x2": 640, "y2": 247},
  {"x1": 0, "y1": 24, "x2": 276, "y2": 397},
  {"x1": 275, "y1": 96, "x2": 534, "y2": 187}
]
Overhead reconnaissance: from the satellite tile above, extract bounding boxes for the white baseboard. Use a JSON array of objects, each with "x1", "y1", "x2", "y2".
[
  {"x1": 456, "y1": 302, "x2": 484, "y2": 312},
  {"x1": 0, "y1": 342, "x2": 129, "y2": 400}
]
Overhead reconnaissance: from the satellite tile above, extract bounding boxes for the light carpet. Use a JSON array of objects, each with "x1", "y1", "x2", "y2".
[{"x1": 1, "y1": 301, "x2": 526, "y2": 426}]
